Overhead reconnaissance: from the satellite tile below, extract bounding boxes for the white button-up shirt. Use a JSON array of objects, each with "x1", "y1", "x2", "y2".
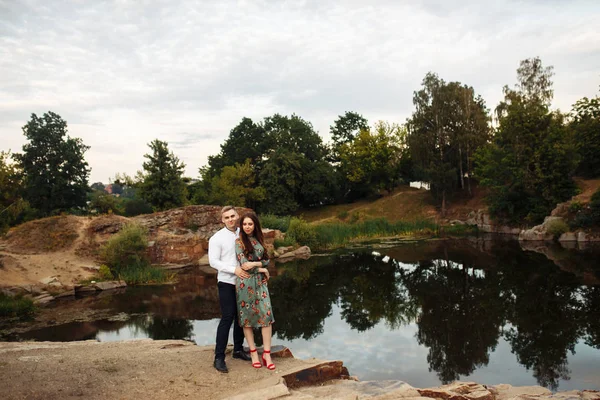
[{"x1": 208, "y1": 227, "x2": 239, "y2": 285}]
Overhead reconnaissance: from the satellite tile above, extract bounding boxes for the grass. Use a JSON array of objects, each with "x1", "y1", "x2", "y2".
[
  {"x1": 260, "y1": 214, "x2": 292, "y2": 232},
  {"x1": 117, "y1": 264, "x2": 173, "y2": 285},
  {"x1": 286, "y1": 217, "x2": 440, "y2": 250},
  {"x1": 0, "y1": 293, "x2": 36, "y2": 319}
]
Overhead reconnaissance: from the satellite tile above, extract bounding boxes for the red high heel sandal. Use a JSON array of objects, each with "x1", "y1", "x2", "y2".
[
  {"x1": 250, "y1": 348, "x2": 261, "y2": 369},
  {"x1": 262, "y1": 350, "x2": 275, "y2": 370}
]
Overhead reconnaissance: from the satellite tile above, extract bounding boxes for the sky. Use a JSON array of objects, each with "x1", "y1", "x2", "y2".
[{"x1": 1, "y1": 0, "x2": 599, "y2": 183}]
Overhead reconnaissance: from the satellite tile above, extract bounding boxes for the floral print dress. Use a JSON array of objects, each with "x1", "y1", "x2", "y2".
[{"x1": 235, "y1": 237, "x2": 275, "y2": 328}]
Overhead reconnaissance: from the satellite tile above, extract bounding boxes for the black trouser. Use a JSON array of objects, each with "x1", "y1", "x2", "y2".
[{"x1": 215, "y1": 281, "x2": 244, "y2": 360}]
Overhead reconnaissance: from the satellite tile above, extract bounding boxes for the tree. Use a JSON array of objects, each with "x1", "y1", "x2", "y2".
[
  {"x1": 570, "y1": 95, "x2": 600, "y2": 177},
  {"x1": 90, "y1": 182, "x2": 105, "y2": 192},
  {"x1": 13, "y1": 112, "x2": 90, "y2": 216},
  {"x1": 330, "y1": 111, "x2": 369, "y2": 162},
  {"x1": 407, "y1": 74, "x2": 489, "y2": 215},
  {"x1": 339, "y1": 122, "x2": 408, "y2": 198},
  {"x1": 139, "y1": 139, "x2": 187, "y2": 211},
  {"x1": 0, "y1": 151, "x2": 27, "y2": 233},
  {"x1": 207, "y1": 160, "x2": 266, "y2": 208},
  {"x1": 89, "y1": 191, "x2": 121, "y2": 214},
  {"x1": 476, "y1": 58, "x2": 577, "y2": 224}
]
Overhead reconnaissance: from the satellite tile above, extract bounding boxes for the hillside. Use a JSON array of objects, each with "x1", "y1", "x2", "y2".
[{"x1": 299, "y1": 178, "x2": 600, "y2": 225}]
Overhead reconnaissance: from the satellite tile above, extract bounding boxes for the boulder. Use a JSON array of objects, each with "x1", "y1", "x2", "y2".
[
  {"x1": 418, "y1": 382, "x2": 494, "y2": 400},
  {"x1": 489, "y1": 384, "x2": 551, "y2": 400},
  {"x1": 277, "y1": 246, "x2": 311, "y2": 260},
  {"x1": 519, "y1": 216, "x2": 565, "y2": 241},
  {"x1": 93, "y1": 280, "x2": 127, "y2": 291}
]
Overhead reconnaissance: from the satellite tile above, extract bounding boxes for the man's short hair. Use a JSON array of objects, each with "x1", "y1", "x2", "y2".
[{"x1": 221, "y1": 205, "x2": 236, "y2": 215}]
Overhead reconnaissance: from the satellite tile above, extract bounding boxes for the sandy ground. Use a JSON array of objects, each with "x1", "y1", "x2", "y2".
[
  {"x1": 0, "y1": 216, "x2": 97, "y2": 289},
  {"x1": 0, "y1": 339, "x2": 326, "y2": 400}
]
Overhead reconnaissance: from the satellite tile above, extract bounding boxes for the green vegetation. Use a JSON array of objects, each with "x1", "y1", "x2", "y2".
[
  {"x1": 100, "y1": 223, "x2": 170, "y2": 284},
  {"x1": 571, "y1": 188, "x2": 600, "y2": 229},
  {"x1": 285, "y1": 217, "x2": 439, "y2": 250},
  {"x1": 546, "y1": 219, "x2": 569, "y2": 239},
  {"x1": 260, "y1": 214, "x2": 292, "y2": 232},
  {"x1": 0, "y1": 293, "x2": 35, "y2": 319},
  {"x1": 475, "y1": 58, "x2": 578, "y2": 224}
]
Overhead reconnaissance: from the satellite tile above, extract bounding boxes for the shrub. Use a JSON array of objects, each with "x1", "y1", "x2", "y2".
[
  {"x1": 101, "y1": 223, "x2": 150, "y2": 276},
  {"x1": 260, "y1": 214, "x2": 291, "y2": 232},
  {"x1": 568, "y1": 201, "x2": 583, "y2": 213},
  {"x1": 123, "y1": 198, "x2": 153, "y2": 217},
  {"x1": 546, "y1": 219, "x2": 569, "y2": 238},
  {"x1": 0, "y1": 293, "x2": 35, "y2": 319},
  {"x1": 274, "y1": 236, "x2": 296, "y2": 248},
  {"x1": 337, "y1": 210, "x2": 349, "y2": 220},
  {"x1": 118, "y1": 264, "x2": 172, "y2": 285},
  {"x1": 286, "y1": 218, "x2": 318, "y2": 248},
  {"x1": 98, "y1": 264, "x2": 114, "y2": 280}
]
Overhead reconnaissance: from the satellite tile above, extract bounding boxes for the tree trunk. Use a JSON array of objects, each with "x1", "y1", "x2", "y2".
[{"x1": 459, "y1": 145, "x2": 464, "y2": 190}]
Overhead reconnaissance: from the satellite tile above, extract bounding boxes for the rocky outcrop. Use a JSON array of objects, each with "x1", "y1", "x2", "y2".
[
  {"x1": 465, "y1": 210, "x2": 521, "y2": 235},
  {"x1": 519, "y1": 216, "x2": 564, "y2": 241}
]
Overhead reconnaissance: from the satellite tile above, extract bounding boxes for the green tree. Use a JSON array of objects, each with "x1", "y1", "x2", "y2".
[
  {"x1": 208, "y1": 160, "x2": 266, "y2": 208},
  {"x1": 0, "y1": 151, "x2": 27, "y2": 233},
  {"x1": 89, "y1": 191, "x2": 121, "y2": 214},
  {"x1": 13, "y1": 112, "x2": 91, "y2": 216},
  {"x1": 475, "y1": 58, "x2": 577, "y2": 224},
  {"x1": 139, "y1": 140, "x2": 187, "y2": 211},
  {"x1": 570, "y1": 95, "x2": 600, "y2": 177},
  {"x1": 258, "y1": 151, "x2": 303, "y2": 215},
  {"x1": 339, "y1": 121, "x2": 408, "y2": 198},
  {"x1": 90, "y1": 182, "x2": 105, "y2": 192}
]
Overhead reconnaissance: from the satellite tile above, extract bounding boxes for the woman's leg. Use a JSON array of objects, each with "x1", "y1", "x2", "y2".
[
  {"x1": 243, "y1": 327, "x2": 260, "y2": 365},
  {"x1": 261, "y1": 324, "x2": 273, "y2": 366}
]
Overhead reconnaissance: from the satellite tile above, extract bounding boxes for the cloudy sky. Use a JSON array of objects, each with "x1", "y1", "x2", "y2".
[{"x1": 1, "y1": 0, "x2": 599, "y2": 183}]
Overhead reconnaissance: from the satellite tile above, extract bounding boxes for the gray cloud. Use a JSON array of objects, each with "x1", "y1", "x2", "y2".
[{"x1": 1, "y1": 0, "x2": 599, "y2": 181}]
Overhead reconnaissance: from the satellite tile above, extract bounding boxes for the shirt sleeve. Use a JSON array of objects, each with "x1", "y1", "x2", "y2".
[
  {"x1": 236, "y1": 239, "x2": 259, "y2": 273},
  {"x1": 208, "y1": 234, "x2": 237, "y2": 275}
]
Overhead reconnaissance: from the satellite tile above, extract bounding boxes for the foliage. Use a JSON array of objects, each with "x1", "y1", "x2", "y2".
[
  {"x1": 122, "y1": 198, "x2": 153, "y2": 217},
  {"x1": 568, "y1": 201, "x2": 583, "y2": 213},
  {"x1": 117, "y1": 264, "x2": 172, "y2": 285},
  {"x1": 475, "y1": 58, "x2": 577, "y2": 224},
  {"x1": 259, "y1": 214, "x2": 291, "y2": 232},
  {"x1": 207, "y1": 160, "x2": 266, "y2": 208},
  {"x1": 90, "y1": 182, "x2": 105, "y2": 192},
  {"x1": 329, "y1": 111, "x2": 369, "y2": 162},
  {"x1": 98, "y1": 264, "x2": 114, "y2": 280},
  {"x1": 339, "y1": 122, "x2": 409, "y2": 199},
  {"x1": 0, "y1": 293, "x2": 36, "y2": 319},
  {"x1": 13, "y1": 112, "x2": 91, "y2": 216},
  {"x1": 0, "y1": 151, "x2": 28, "y2": 234},
  {"x1": 101, "y1": 223, "x2": 150, "y2": 277},
  {"x1": 274, "y1": 236, "x2": 296, "y2": 248},
  {"x1": 546, "y1": 219, "x2": 569, "y2": 239},
  {"x1": 139, "y1": 139, "x2": 187, "y2": 211},
  {"x1": 88, "y1": 191, "x2": 121, "y2": 215},
  {"x1": 408, "y1": 73, "x2": 490, "y2": 215},
  {"x1": 571, "y1": 188, "x2": 600, "y2": 228},
  {"x1": 286, "y1": 218, "x2": 318, "y2": 249},
  {"x1": 570, "y1": 95, "x2": 600, "y2": 177}
]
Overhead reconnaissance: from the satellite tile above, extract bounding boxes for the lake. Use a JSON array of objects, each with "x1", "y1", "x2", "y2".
[{"x1": 2, "y1": 238, "x2": 600, "y2": 391}]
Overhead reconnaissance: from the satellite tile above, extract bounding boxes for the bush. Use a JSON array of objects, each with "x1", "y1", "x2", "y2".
[
  {"x1": 337, "y1": 210, "x2": 349, "y2": 220},
  {"x1": 0, "y1": 293, "x2": 36, "y2": 319},
  {"x1": 286, "y1": 218, "x2": 318, "y2": 248},
  {"x1": 98, "y1": 264, "x2": 114, "y2": 280},
  {"x1": 568, "y1": 201, "x2": 583, "y2": 213},
  {"x1": 118, "y1": 264, "x2": 172, "y2": 285},
  {"x1": 274, "y1": 236, "x2": 296, "y2": 248},
  {"x1": 123, "y1": 198, "x2": 153, "y2": 217},
  {"x1": 101, "y1": 223, "x2": 150, "y2": 276},
  {"x1": 546, "y1": 219, "x2": 569, "y2": 238},
  {"x1": 260, "y1": 214, "x2": 292, "y2": 232}
]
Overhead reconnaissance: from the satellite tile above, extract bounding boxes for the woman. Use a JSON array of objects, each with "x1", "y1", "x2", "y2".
[{"x1": 235, "y1": 212, "x2": 276, "y2": 370}]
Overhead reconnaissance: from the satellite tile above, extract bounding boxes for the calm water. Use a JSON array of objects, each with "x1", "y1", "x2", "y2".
[{"x1": 3, "y1": 239, "x2": 600, "y2": 391}]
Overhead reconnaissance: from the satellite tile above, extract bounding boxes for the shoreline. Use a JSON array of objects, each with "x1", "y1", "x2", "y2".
[{"x1": 1, "y1": 339, "x2": 598, "y2": 400}]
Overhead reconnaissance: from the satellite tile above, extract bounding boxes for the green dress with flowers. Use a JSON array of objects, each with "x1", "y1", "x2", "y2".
[{"x1": 235, "y1": 237, "x2": 275, "y2": 328}]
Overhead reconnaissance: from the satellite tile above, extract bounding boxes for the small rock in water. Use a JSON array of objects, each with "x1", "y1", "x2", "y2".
[{"x1": 372, "y1": 251, "x2": 381, "y2": 257}]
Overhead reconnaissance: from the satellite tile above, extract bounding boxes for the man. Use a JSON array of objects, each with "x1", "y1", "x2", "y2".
[{"x1": 208, "y1": 206, "x2": 252, "y2": 373}]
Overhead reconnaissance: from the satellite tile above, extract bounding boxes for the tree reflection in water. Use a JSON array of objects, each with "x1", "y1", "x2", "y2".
[{"x1": 270, "y1": 240, "x2": 600, "y2": 389}]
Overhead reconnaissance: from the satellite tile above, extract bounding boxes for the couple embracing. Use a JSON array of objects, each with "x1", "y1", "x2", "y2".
[{"x1": 208, "y1": 206, "x2": 275, "y2": 373}]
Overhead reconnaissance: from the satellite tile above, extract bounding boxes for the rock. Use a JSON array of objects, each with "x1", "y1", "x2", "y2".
[
  {"x1": 559, "y1": 232, "x2": 577, "y2": 242},
  {"x1": 490, "y1": 384, "x2": 552, "y2": 400},
  {"x1": 93, "y1": 280, "x2": 127, "y2": 290},
  {"x1": 465, "y1": 209, "x2": 520, "y2": 235},
  {"x1": 282, "y1": 360, "x2": 349, "y2": 389},
  {"x1": 74, "y1": 284, "x2": 99, "y2": 293},
  {"x1": 519, "y1": 216, "x2": 565, "y2": 241},
  {"x1": 225, "y1": 380, "x2": 290, "y2": 400},
  {"x1": 277, "y1": 246, "x2": 311, "y2": 260},
  {"x1": 81, "y1": 265, "x2": 100, "y2": 272},
  {"x1": 32, "y1": 293, "x2": 54, "y2": 305},
  {"x1": 198, "y1": 254, "x2": 209, "y2": 266},
  {"x1": 276, "y1": 246, "x2": 293, "y2": 255},
  {"x1": 418, "y1": 382, "x2": 493, "y2": 400},
  {"x1": 39, "y1": 276, "x2": 59, "y2": 285},
  {"x1": 450, "y1": 220, "x2": 466, "y2": 225},
  {"x1": 262, "y1": 229, "x2": 277, "y2": 239}
]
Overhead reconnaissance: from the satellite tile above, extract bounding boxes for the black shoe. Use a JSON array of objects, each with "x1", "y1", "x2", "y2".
[
  {"x1": 232, "y1": 350, "x2": 252, "y2": 361},
  {"x1": 213, "y1": 358, "x2": 228, "y2": 373}
]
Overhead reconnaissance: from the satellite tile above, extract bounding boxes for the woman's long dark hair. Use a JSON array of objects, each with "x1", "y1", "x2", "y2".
[{"x1": 239, "y1": 212, "x2": 268, "y2": 259}]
